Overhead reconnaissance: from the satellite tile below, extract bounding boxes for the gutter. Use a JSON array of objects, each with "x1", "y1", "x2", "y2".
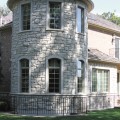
[{"x1": 88, "y1": 22, "x2": 120, "y2": 36}]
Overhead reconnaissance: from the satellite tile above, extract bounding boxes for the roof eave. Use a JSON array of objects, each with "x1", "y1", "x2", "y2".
[
  {"x1": 88, "y1": 59, "x2": 120, "y2": 65},
  {"x1": 88, "y1": 22, "x2": 120, "y2": 36}
]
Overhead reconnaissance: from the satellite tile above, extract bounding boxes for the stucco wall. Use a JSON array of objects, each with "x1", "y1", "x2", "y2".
[
  {"x1": 88, "y1": 62, "x2": 118, "y2": 109},
  {"x1": 11, "y1": 0, "x2": 88, "y2": 94},
  {"x1": 88, "y1": 28, "x2": 115, "y2": 56}
]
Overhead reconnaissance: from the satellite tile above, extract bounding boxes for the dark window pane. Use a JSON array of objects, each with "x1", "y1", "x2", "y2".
[
  {"x1": 55, "y1": 89, "x2": 59, "y2": 93},
  {"x1": 55, "y1": 79, "x2": 59, "y2": 84},
  {"x1": 49, "y1": 2, "x2": 61, "y2": 29},
  {"x1": 55, "y1": 69, "x2": 59, "y2": 73},
  {"x1": 55, "y1": 74, "x2": 59, "y2": 78},
  {"x1": 48, "y1": 58, "x2": 61, "y2": 93},
  {"x1": 55, "y1": 84, "x2": 59, "y2": 88},
  {"x1": 49, "y1": 79, "x2": 54, "y2": 83},
  {"x1": 21, "y1": 3, "x2": 31, "y2": 30},
  {"x1": 49, "y1": 59, "x2": 54, "y2": 67},
  {"x1": 49, "y1": 84, "x2": 54, "y2": 88},
  {"x1": 49, "y1": 74, "x2": 54, "y2": 78},
  {"x1": 49, "y1": 89, "x2": 54, "y2": 93},
  {"x1": 49, "y1": 69, "x2": 55, "y2": 73},
  {"x1": 50, "y1": 19, "x2": 54, "y2": 23},
  {"x1": 20, "y1": 59, "x2": 29, "y2": 93}
]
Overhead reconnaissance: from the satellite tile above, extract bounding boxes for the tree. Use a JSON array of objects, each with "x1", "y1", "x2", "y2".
[
  {"x1": 0, "y1": 62, "x2": 3, "y2": 81},
  {"x1": 100, "y1": 12, "x2": 120, "y2": 26},
  {"x1": 0, "y1": 6, "x2": 10, "y2": 16}
]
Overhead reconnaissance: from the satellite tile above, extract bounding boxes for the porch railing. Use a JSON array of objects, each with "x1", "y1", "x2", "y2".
[
  {"x1": 0, "y1": 93, "x2": 87, "y2": 116},
  {"x1": 0, "y1": 93, "x2": 119, "y2": 116}
]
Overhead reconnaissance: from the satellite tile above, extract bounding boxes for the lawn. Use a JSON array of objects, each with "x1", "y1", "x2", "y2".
[{"x1": 0, "y1": 109, "x2": 120, "y2": 120}]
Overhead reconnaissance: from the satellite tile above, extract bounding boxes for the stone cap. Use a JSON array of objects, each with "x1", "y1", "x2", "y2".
[
  {"x1": 88, "y1": 48, "x2": 120, "y2": 64},
  {"x1": 7, "y1": 0, "x2": 94, "y2": 12}
]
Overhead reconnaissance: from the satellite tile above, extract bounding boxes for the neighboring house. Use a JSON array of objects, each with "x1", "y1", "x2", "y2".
[
  {"x1": 0, "y1": 12, "x2": 12, "y2": 27},
  {"x1": 88, "y1": 13, "x2": 120, "y2": 110}
]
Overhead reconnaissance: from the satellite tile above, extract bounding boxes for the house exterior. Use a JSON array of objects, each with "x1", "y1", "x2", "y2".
[
  {"x1": 4, "y1": 0, "x2": 94, "y2": 115},
  {"x1": 88, "y1": 13, "x2": 120, "y2": 110},
  {"x1": 1, "y1": 0, "x2": 120, "y2": 116}
]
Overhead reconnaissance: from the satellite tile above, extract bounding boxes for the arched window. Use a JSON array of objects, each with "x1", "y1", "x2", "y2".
[
  {"x1": 20, "y1": 59, "x2": 29, "y2": 93},
  {"x1": 77, "y1": 60, "x2": 84, "y2": 93},
  {"x1": 48, "y1": 58, "x2": 61, "y2": 93}
]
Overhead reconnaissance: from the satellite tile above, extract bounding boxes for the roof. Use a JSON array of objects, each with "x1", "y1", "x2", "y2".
[
  {"x1": 0, "y1": 12, "x2": 12, "y2": 27},
  {"x1": 88, "y1": 13, "x2": 120, "y2": 34},
  {"x1": 7, "y1": 0, "x2": 94, "y2": 12},
  {"x1": 88, "y1": 48, "x2": 120, "y2": 64}
]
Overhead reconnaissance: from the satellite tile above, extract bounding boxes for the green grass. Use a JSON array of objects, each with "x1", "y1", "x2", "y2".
[{"x1": 0, "y1": 109, "x2": 120, "y2": 120}]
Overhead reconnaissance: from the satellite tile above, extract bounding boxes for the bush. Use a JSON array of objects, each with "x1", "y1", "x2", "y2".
[{"x1": 0, "y1": 101, "x2": 8, "y2": 111}]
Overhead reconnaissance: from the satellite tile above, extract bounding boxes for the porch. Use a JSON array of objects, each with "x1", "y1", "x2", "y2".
[{"x1": 0, "y1": 93, "x2": 119, "y2": 116}]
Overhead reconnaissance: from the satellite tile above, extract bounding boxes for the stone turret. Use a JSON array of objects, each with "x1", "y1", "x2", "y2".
[{"x1": 7, "y1": 0, "x2": 93, "y2": 94}]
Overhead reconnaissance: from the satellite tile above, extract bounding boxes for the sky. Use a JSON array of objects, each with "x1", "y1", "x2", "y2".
[
  {"x1": 92, "y1": 0, "x2": 120, "y2": 15},
  {"x1": 1, "y1": 0, "x2": 120, "y2": 15},
  {"x1": 0, "y1": 0, "x2": 7, "y2": 7}
]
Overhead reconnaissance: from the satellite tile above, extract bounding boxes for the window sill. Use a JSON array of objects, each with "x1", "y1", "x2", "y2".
[
  {"x1": 10, "y1": 93, "x2": 62, "y2": 96},
  {"x1": 76, "y1": 32, "x2": 86, "y2": 36},
  {"x1": 18, "y1": 30, "x2": 32, "y2": 34},
  {"x1": 10, "y1": 93, "x2": 88, "y2": 96},
  {"x1": 76, "y1": 93, "x2": 87, "y2": 96},
  {"x1": 89, "y1": 92, "x2": 109, "y2": 96},
  {"x1": 46, "y1": 28, "x2": 64, "y2": 32}
]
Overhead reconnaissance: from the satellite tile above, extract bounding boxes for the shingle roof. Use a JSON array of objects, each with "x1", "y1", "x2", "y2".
[
  {"x1": 88, "y1": 13, "x2": 120, "y2": 33},
  {"x1": 0, "y1": 12, "x2": 12, "y2": 27},
  {"x1": 88, "y1": 48, "x2": 120, "y2": 64}
]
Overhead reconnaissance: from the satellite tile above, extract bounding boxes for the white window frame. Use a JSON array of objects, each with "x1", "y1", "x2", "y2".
[
  {"x1": 46, "y1": 0, "x2": 64, "y2": 31},
  {"x1": 76, "y1": 4, "x2": 85, "y2": 34},
  {"x1": 91, "y1": 68, "x2": 110, "y2": 93},
  {"x1": 76, "y1": 59, "x2": 85, "y2": 94},
  {"x1": 46, "y1": 56, "x2": 63, "y2": 94},
  {"x1": 19, "y1": 0, "x2": 32, "y2": 32},
  {"x1": 18, "y1": 57, "x2": 31, "y2": 93}
]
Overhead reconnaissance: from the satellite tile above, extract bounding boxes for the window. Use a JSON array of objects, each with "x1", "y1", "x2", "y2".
[
  {"x1": 20, "y1": 59, "x2": 29, "y2": 93},
  {"x1": 21, "y1": 3, "x2": 31, "y2": 31},
  {"x1": 92, "y1": 69, "x2": 109, "y2": 93},
  {"x1": 77, "y1": 60, "x2": 84, "y2": 93},
  {"x1": 48, "y1": 2, "x2": 62, "y2": 29},
  {"x1": 48, "y1": 58, "x2": 61, "y2": 93},
  {"x1": 77, "y1": 6, "x2": 84, "y2": 33}
]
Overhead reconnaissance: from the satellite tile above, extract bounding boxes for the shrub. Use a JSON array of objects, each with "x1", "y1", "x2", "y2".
[{"x1": 0, "y1": 101, "x2": 8, "y2": 111}]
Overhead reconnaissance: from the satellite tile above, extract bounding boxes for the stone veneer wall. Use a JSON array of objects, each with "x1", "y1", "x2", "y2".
[{"x1": 11, "y1": 0, "x2": 88, "y2": 94}]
